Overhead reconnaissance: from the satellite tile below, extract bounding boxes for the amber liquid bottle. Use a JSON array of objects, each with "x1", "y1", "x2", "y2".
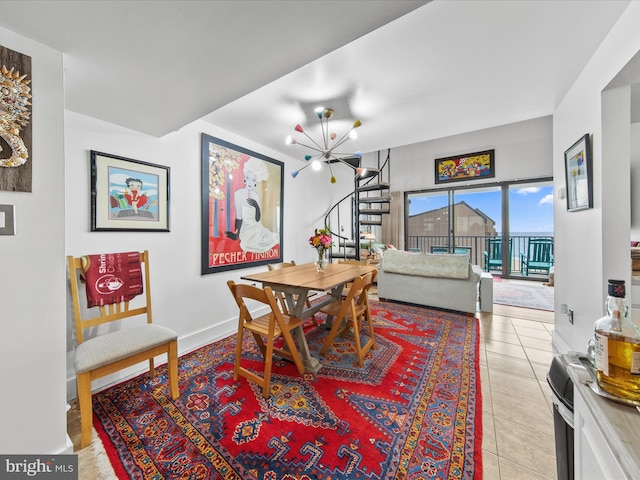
[{"x1": 593, "y1": 279, "x2": 640, "y2": 401}]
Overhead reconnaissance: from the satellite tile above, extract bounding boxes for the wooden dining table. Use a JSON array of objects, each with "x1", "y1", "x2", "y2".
[{"x1": 241, "y1": 261, "x2": 377, "y2": 373}]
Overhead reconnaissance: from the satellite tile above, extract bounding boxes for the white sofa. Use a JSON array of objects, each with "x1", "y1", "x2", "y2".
[{"x1": 377, "y1": 249, "x2": 481, "y2": 314}]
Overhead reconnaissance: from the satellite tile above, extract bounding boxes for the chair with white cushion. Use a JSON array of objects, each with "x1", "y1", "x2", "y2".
[{"x1": 68, "y1": 250, "x2": 179, "y2": 449}]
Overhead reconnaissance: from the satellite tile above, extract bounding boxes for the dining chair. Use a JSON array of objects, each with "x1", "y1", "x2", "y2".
[
  {"x1": 227, "y1": 280, "x2": 305, "y2": 398},
  {"x1": 319, "y1": 270, "x2": 377, "y2": 367},
  {"x1": 337, "y1": 258, "x2": 373, "y2": 298},
  {"x1": 68, "y1": 250, "x2": 179, "y2": 449},
  {"x1": 268, "y1": 261, "x2": 319, "y2": 326}
]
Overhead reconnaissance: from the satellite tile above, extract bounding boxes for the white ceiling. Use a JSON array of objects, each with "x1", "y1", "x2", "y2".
[{"x1": 0, "y1": 0, "x2": 633, "y2": 160}]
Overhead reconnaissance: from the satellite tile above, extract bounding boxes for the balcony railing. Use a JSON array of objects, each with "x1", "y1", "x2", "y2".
[{"x1": 406, "y1": 234, "x2": 554, "y2": 278}]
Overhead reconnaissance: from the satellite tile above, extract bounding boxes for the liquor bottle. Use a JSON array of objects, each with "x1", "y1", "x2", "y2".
[{"x1": 593, "y1": 279, "x2": 640, "y2": 401}]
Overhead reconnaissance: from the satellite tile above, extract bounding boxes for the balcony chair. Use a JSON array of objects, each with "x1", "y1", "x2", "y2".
[
  {"x1": 483, "y1": 237, "x2": 511, "y2": 272},
  {"x1": 268, "y1": 261, "x2": 319, "y2": 326},
  {"x1": 319, "y1": 271, "x2": 377, "y2": 367},
  {"x1": 521, "y1": 238, "x2": 554, "y2": 276},
  {"x1": 68, "y1": 250, "x2": 179, "y2": 449},
  {"x1": 227, "y1": 281, "x2": 305, "y2": 398}
]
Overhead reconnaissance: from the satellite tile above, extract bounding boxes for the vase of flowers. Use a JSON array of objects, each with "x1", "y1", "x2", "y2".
[{"x1": 309, "y1": 226, "x2": 333, "y2": 273}]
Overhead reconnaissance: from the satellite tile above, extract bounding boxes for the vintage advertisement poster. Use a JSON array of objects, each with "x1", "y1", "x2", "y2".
[{"x1": 201, "y1": 134, "x2": 283, "y2": 274}]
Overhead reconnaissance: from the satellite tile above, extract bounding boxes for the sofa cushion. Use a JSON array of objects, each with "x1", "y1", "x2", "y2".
[{"x1": 381, "y1": 249, "x2": 469, "y2": 279}]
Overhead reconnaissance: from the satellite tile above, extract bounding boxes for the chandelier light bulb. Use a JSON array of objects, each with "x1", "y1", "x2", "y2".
[
  {"x1": 311, "y1": 159, "x2": 322, "y2": 171},
  {"x1": 286, "y1": 135, "x2": 295, "y2": 145},
  {"x1": 349, "y1": 130, "x2": 358, "y2": 140}
]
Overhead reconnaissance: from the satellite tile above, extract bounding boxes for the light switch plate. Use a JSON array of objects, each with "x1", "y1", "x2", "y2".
[{"x1": 0, "y1": 204, "x2": 16, "y2": 235}]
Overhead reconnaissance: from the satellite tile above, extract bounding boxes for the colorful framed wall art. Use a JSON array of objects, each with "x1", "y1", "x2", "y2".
[
  {"x1": 90, "y1": 151, "x2": 170, "y2": 231},
  {"x1": 435, "y1": 149, "x2": 495, "y2": 184},
  {"x1": 201, "y1": 134, "x2": 283, "y2": 274}
]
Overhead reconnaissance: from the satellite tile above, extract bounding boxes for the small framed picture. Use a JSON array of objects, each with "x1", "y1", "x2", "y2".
[
  {"x1": 564, "y1": 134, "x2": 592, "y2": 212},
  {"x1": 90, "y1": 151, "x2": 170, "y2": 231},
  {"x1": 435, "y1": 149, "x2": 495, "y2": 184}
]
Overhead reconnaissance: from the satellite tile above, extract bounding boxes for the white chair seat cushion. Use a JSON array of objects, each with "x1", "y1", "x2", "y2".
[{"x1": 75, "y1": 324, "x2": 177, "y2": 373}]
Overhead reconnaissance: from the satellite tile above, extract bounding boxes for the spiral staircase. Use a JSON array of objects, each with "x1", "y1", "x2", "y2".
[{"x1": 325, "y1": 149, "x2": 392, "y2": 260}]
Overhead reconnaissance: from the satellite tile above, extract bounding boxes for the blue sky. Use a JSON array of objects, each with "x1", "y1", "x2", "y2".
[{"x1": 408, "y1": 185, "x2": 554, "y2": 234}]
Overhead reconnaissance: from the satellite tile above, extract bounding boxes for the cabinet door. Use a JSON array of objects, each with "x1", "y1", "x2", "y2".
[{"x1": 574, "y1": 393, "x2": 629, "y2": 479}]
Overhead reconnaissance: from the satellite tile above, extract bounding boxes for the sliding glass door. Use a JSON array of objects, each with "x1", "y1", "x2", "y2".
[{"x1": 406, "y1": 177, "x2": 553, "y2": 279}]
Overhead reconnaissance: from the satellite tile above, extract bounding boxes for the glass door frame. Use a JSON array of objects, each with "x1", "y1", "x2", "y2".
[{"x1": 404, "y1": 176, "x2": 552, "y2": 279}]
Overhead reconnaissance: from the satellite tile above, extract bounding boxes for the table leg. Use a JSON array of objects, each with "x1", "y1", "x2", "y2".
[
  {"x1": 292, "y1": 326, "x2": 323, "y2": 373},
  {"x1": 283, "y1": 291, "x2": 323, "y2": 373}
]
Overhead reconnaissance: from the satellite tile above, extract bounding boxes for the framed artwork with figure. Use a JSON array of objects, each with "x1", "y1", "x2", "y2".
[
  {"x1": 201, "y1": 134, "x2": 283, "y2": 274},
  {"x1": 90, "y1": 151, "x2": 170, "y2": 231}
]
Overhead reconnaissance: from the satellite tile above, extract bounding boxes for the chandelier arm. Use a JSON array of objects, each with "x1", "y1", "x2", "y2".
[
  {"x1": 330, "y1": 151, "x2": 359, "y2": 157},
  {"x1": 292, "y1": 140, "x2": 324, "y2": 153},
  {"x1": 320, "y1": 116, "x2": 329, "y2": 150},
  {"x1": 331, "y1": 129, "x2": 354, "y2": 150},
  {"x1": 300, "y1": 130, "x2": 325, "y2": 152}
]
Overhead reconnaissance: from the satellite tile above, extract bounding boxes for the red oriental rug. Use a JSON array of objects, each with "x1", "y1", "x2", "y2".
[{"x1": 93, "y1": 300, "x2": 482, "y2": 479}]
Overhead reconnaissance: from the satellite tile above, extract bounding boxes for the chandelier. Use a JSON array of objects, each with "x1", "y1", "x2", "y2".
[{"x1": 286, "y1": 107, "x2": 363, "y2": 183}]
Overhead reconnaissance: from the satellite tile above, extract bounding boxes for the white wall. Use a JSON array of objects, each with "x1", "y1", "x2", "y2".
[
  {"x1": 553, "y1": 2, "x2": 640, "y2": 353},
  {"x1": 0, "y1": 28, "x2": 67, "y2": 453},
  {"x1": 63, "y1": 112, "x2": 351, "y2": 398},
  {"x1": 361, "y1": 116, "x2": 553, "y2": 249},
  {"x1": 384, "y1": 115, "x2": 553, "y2": 194}
]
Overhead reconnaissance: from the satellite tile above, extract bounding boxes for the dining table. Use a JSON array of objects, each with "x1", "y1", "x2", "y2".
[{"x1": 241, "y1": 261, "x2": 377, "y2": 373}]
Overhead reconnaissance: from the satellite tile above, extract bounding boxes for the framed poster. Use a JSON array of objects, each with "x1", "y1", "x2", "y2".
[
  {"x1": 201, "y1": 134, "x2": 283, "y2": 274},
  {"x1": 90, "y1": 151, "x2": 170, "y2": 231},
  {"x1": 564, "y1": 134, "x2": 592, "y2": 212},
  {"x1": 435, "y1": 149, "x2": 495, "y2": 184}
]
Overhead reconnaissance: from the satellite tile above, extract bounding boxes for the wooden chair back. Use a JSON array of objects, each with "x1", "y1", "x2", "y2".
[
  {"x1": 521, "y1": 238, "x2": 554, "y2": 276},
  {"x1": 484, "y1": 237, "x2": 512, "y2": 272},
  {"x1": 319, "y1": 270, "x2": 377, "y2": 366},
  {"x1": 527, "y1": 238, "x2": 554, "y2": 263},
  {"x1": 227, "y1": 281, "x2": 305, "y2": 397},
  {"x1": 68, "y1": 250, "x2": 179, "y2": 449},
  {"x1": 338, "y1": 259, "x2": 371, "y2": 265},
  {"x1": 267, "y1": 261, "x2": 319, "y2": 326},
  {"x1": 70, "y1": 251, "x2": 152, "y2": 345},
  {"x1": 268, "y1": 260, "x2": 297, "y2": 271}
]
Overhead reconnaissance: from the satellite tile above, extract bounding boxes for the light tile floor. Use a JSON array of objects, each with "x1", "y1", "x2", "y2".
[{"x1": 481, "y1": 302, "x2": 558, "y2": 480}]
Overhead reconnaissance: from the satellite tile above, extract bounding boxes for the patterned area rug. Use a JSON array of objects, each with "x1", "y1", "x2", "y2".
[
  {"x1": 493, "y1": 280, "x2": 554, "y2": 311},
  {"x1": 94, "y1": 300, "x2": 482, "y2": 479}
]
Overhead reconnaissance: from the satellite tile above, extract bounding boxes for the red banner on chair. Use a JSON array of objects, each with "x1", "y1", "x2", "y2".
[{"x1": 82, "y1": 252, "x2": 143, "y2": 307}]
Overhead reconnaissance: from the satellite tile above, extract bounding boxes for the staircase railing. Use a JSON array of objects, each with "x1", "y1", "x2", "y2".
[{"x1": 324, "y1": 149, "x2": 391, "y2": 261}]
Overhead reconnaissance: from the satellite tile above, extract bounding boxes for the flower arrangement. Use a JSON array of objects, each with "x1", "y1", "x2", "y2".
[{"x1": 309, "y1": 226, "x2": 334, "y2": 271}]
